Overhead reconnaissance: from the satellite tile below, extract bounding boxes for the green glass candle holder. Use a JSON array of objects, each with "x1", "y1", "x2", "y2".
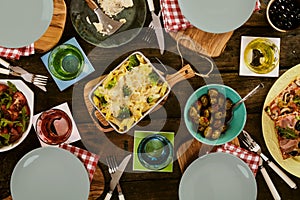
[{"x1": 48, "y1": 44, "x2": 84, "y2": 81}]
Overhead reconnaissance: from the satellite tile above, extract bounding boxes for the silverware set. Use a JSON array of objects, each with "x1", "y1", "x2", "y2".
[
  {"x1": 143, "y1": 0, "x2": 164, "y2": 54},
  {"x1": 239, "y1": 130, "x2": 297, "y2": 200},
  {"x1": 106, "y1": 156, "x2": 125, "y2": 200},
  {"x1": 0, "y1": 58, "x2": 48, "y2": 91},
  {"x1": 105, "y1": 154, "x2": 131, "y2": 200}
]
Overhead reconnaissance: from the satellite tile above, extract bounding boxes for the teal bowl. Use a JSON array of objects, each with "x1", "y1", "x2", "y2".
[{"x1": 184, "y1": 84, "x2": 247, "y2": 145}]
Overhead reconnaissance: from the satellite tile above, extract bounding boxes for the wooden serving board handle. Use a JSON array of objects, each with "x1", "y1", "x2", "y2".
[{"x1": 84, "y1": 64, "x2": 195, "y2": 133}]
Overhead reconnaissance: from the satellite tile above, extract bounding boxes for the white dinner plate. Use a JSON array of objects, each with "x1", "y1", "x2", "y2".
[
  {"x1": 178, "y1": 0, "x2": 257, "y2": 33},
  {"x1": 0, "y1": 0, "x2": 53, "y2": 48},
  {"x1": 179, "y1": 152, "x2": 257, "y2": 200},
  {"x1": 262, "y1": 63, "x2": 300, "y2": 178},
  {"x1": 11, "y1": 147, "x2": 90, "y2": 200}
]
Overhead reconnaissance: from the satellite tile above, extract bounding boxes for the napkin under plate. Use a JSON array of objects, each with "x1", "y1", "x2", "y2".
[
  {"x1": 0, "y1": 44, "x2": 34, "y2": 60},
  {"x1": 216, "y1": 142, "x2": 260, "y2": 176}
]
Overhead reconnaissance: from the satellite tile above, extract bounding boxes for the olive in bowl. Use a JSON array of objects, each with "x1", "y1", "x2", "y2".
[
  {"x1": 184, "y1": 84, "x2": 247, "y2": 146},
  {"x1": 266, "y1": 0, "x2": 300, "y2": 32}
]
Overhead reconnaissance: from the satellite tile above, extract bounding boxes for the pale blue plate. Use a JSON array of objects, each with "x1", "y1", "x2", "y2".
[
  {"x1": 179, "y1": 152, "x2": 257, "y2": 200},
  {"x1": 178, "y1": 0, "x2": 257, "y2": 33},
  {"x1": 184, "y1": 84, "x2": 247, "y2": 145},
  {"x1": 10, "y1": 147, "x2": 90, "y2": 200},
  {"x1": 0, "y1": 0, "x2": 53, "y2": 48}
]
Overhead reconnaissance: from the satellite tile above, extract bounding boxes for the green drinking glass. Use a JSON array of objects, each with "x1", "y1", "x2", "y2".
[{"x1": 48, "y1": 44, "x2": 84, "y2": 81}]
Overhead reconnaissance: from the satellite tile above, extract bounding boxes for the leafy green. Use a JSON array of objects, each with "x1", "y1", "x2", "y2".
[
  {"x1": 105, "y1": 77, "x2": 117, "y2": 89},
  {"x1": 293, "y1": 95, "x2": 300, "y2": 106},
  {"x1": 0, "y1": 134, "x2": 10, "y2": 147},
  {"x1": 122, "y1": 85, "x2": 132, "y2": 97},
  {"x1": 127, "y1": 54, "x2": 140, "y2": 71},
  {"x1": 117, "y1": 106, "x2": 131, "y2": 119},
  {"x1": 7, "y1": 81, "x2": 17, "y2": 93},
  {"x1": 93, "y1": 90, "x2": 107, "y2": 107},
  {"x1": 276, "y1": 126, "x2": 299, "y2": 139},
  {"x1": 149, "y1": 72, "x2": 159, "y2": 85}
]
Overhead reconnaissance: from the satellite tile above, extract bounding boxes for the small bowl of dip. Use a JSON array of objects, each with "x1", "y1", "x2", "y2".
[{"x1": 36, "y1": 109, "x2": 73, "y2": 145}]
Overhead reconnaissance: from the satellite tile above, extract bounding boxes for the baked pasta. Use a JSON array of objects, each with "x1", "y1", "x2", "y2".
[{"x1": 91, "y1": 52, "x2": 170, "y2": 133}]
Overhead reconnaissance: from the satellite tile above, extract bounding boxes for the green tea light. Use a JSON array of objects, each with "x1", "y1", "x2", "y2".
[{"x1": 48, "y1": 44, "x2": 84, "y2": 81}]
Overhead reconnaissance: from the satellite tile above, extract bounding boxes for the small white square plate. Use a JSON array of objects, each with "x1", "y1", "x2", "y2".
[{"x1": 239, "y1": 36, "x2": 280, "y2": 77}]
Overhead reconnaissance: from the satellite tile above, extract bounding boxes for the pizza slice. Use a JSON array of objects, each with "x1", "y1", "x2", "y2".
[
  {"x1": 264, "y1": 76, "x2": 300, "y2": 121},
  {"x1": 275, "y1": 112, "x2": 300, "y2": 159}
]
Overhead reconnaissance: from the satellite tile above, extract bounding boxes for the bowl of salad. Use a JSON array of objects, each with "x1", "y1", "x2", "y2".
[{"x1": 0, "y1": 80, "x2": 34, "y2": 152}]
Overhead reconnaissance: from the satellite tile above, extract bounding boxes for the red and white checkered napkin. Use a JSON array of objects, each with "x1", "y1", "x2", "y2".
[
  {"x1": 216, "y1": 142, "x2": 260, "y2": 176},
  {"x1": 59, "y1": 143, "x2": 100, "y2": 182},
  {"x1": 0, "y1": 44, "x2": 35, "y2": 60},
  {"x1": 160, "y1": 0, "x2": 261, "y2": 32}
]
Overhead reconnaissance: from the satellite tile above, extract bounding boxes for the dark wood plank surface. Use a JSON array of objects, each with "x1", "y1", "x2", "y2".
[{"x1": 1, "y1": 0, "x2": 300, "y2": 199}]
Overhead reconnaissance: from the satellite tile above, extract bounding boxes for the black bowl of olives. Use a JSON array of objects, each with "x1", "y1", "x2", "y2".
[
  {"x1": 184, "y1": 84, "x2": 247, "y2": 145},
  {"x1": 266, "y1": 0, "x2": 300, "y2": 32}
]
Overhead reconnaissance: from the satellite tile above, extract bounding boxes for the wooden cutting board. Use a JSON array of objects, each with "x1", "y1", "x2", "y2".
[
  {"x1": 169, "y1": 27, "x2": 234, "y2": 58},
  {"x1": 34, "y1": 0, "x2": 67, "y2": 53},
  {"x1": 176, "y1": 138, "x2": 240, "y2": 173},
  {"x1": 83, "y1": 64, "x2": 195, "y2": 132},
  {"x1": 4, "y1": 164, "x2": 104, "y2": 200}
]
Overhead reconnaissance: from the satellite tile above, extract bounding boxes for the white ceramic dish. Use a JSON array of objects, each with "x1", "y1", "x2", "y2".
[
  {"x1": 0, "y1": 80, "x2": 34, "y2": 152},
  {"x1": 10, "y1": 147, "x2": 90, "y2": 200},
  {"x1": 179, "y1": 152, "x2": 257, "y2": 200},
  {"x1": 0, "y1": 0, "x2": 53, "y2": 48},
  {"x1": 178, "y1": 0, "x2": 257, "y2": 33},
  {"x1": 89, "y1": 51, "x2": 171, "y2": 134},
  {"x1": 262, "y1": 63, "x2": 300, "y2": 177}
]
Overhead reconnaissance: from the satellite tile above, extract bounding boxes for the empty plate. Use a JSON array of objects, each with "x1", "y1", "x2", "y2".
[
  {"x1": 179, "y1": 152, "x2": 257, "y2": 200},
  {"x1": 178, "y1": 0, "x2": 257, "y2": 33},
  {"x1": 10, "y1": 147, "x2": 90, "y2": 200},
  {"x1": 0, "y1": 0, "x2": 53, "y2": 48}
]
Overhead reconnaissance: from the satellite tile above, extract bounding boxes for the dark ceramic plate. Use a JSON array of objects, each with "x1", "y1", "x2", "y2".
[{"x1": 70, "y1": 0, "x2": 147, "y2": 48}]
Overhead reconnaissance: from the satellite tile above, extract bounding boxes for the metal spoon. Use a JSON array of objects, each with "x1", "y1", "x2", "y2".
[{"x1": 226, "y1": 83, "x2": 264, "y2": 125}]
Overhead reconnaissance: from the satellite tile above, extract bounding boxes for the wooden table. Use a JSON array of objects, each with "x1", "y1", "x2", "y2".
[{"x1": 1, "y1": 0, "x2": 300, "y2": 199}]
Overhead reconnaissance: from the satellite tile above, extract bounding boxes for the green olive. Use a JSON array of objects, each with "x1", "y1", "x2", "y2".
[
  {"x1": 214, "y1": 111, "x2": 224, "y2": 119},
  {"x1": 204, "y1": 126, "x2": 213, "y2": 138},
  {"x1": 200, "y1": 94, "x2": 209, "y2": 107},
  {"x1": 212, "y1": 130, "x2": 221, "y2": 139},
  {"x1": 199, "y1": 116, "x2": 209, "y2": 126},
  {"x1": 210, "y1": 97, "x2": 218, "y2": 105},
  {"x1": 208, "y1": 88, "x2": 219, "y2": 98},
  {"x1": 213, "y1": 119, "x2": 223, "y2": 129},
  {"x1": 203, "y1": 109, "x2": 210, "y2": 118}
]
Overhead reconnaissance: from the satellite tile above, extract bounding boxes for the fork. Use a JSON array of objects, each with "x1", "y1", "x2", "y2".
[
  {"x1": 0, "y1": 58, "x2": 48, "y2": 91},
  {"x1": 106, "y1": 156, "x2": 125, "y2": 200},
  {"x1": 239, "y1": 130, "x2": 297, "y2": 189},
  {"x1": 143, "y1": 11, "x2": 161, "y2": 43}
]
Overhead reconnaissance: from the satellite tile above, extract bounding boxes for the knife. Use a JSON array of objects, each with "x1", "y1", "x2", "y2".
[
  {"x1": 259, "y1": 158, "x2": 281, "y2": 200},
  {"x1": 85, "y1": 0, "x2": 123, "y2": 36},
  {"x1": 104, "y1": 154, "x2": 132, "y2": 200},
  {"x1": 147, "y1": 0, "x2": 165, "y2": 55}
]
